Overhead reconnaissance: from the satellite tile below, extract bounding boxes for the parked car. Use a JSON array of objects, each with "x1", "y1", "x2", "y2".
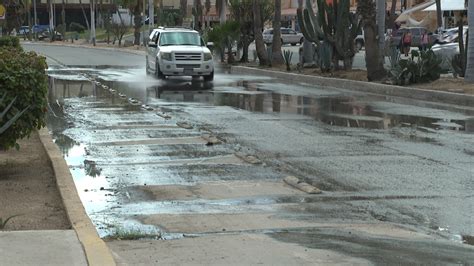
[
  {"x1": 146, "y1": 27, "x2": 214, "y2": 81},
  {"x1": 432, "y1": 28, "x2": 468, "y2": 70},
  {"x1": 390, "y1": 27, "x2": 438, "y2": 48},
  {"x1": 18, "y1": 25, "x2": 50, "y2": 35},
  {"x1": 438, "y1": 26, "x2": 468, "y2": 44},
  {"x1": 355, "y1": 33, "x2": 364, "y2": 51},
  {"x1": 18, "y1": 26, "x2": 30, "y2": 35},
  {"x1": 263, "y1": 28, "x2": 304, "y2": 46},
  {"x1": 37, "y1": 30, "x2": 63, "y2": 41}
]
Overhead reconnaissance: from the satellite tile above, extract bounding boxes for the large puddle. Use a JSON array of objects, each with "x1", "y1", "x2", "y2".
[
  {"x1": 46, "y1": 66, "x2": 474, "y2": 239},
  {"x1": 47, "y1": 66, "x2": 474, "y2": 132}
]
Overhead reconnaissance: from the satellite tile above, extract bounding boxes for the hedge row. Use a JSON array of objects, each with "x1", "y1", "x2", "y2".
[
  {"x1": 0, "y1": 36, "x2": 23, "y2": 51},
  {"x1": 0, "y1": 36, "x2": 48, "y2": 150}
]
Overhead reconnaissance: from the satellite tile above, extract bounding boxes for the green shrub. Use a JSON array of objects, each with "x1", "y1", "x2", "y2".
[
  {"x1": 0, "y1": 36, "x2": 22, "y2": 51},
  {"x1": 69, "y1": 22, "x2": 86, "y2": 33},
  {"x1": 390, "y1": 49, "x2": 442, "y2": 86},
  {"x1": 207, "y1": 21, "x2": 240, "y2": 63},
  {"x1": 0, "y1": 48, "x2": 48, "y2": 150}
]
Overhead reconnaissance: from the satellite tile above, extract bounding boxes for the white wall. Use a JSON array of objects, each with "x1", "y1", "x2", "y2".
[{"x1": 112, "y1": 8, "x2": 133, "y2": 26}]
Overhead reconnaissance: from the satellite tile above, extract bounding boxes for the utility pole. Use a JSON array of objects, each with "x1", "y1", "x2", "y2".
[{"x1": 91, "y1": 0, "x2": 96, "y2": 46}]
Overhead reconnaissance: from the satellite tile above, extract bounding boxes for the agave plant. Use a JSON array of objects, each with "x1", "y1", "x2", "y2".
[
  {"x1": 0, "y1": 93, "x2": 30, "y2": 135},
  {"x1": 283, "y1": 50, "x2": 293, "y2": 71},
  {"x1": 390, "y1": 49, "x2": 442, "y2": 85}
]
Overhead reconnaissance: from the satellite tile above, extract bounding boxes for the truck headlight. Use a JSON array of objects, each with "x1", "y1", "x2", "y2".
[
  {"x1": 161, "y1": 52, "x2": 172, "y2": 61},
  {"x1": 203, "y1": 52, "x2": 213, "y2": 61}
]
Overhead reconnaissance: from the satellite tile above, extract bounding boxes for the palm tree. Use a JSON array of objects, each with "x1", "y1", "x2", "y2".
[
  {"x1": 91, "y1": 0, "x2": 96, "y2": 45},
  {"x1": 253, "y1": 0, "x2": 268, "y2": 65},
  {"x1": 132, "y1": 1, "x2": 141, "y2": 45},
  {"x1": 376, "y1": 0, "x2": 385, "y2": 66},
  {"x1": 193, "y1": 0, "x2": 203, "y2": 30},
  {"x1": 435, "y1": 0, "x2": 442, "y2": 30},
  {"x1": 466, "y1": 0, "x2": 474, "y2": 82},
  {"x1": 271, "y1": 0, "x2": 284, "y2": 66},
  {"x1": 298, "y1": 0, "x2": 313, "y2": 66},
  {"x1": 216, "y1": 0, "x2": 227, "y2": 23},
  {"x1": 357, "y1": 0, "x2": 386, "y2": 81},
  {"x1": 205, "y1": 0, "x2": 211, "y2": 28},
  {"x1": 180, "y1": 0, "x2": 187, "y2": 25},
  {"x1": 388, "y1": 0, "x2": 397, "y2": 29}
]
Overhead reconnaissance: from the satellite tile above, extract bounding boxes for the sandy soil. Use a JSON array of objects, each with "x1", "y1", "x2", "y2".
[{"x1": 0, "y1": 131, "x2": 70, "y2": 230}]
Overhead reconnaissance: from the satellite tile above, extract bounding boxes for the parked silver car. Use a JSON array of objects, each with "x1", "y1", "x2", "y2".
[
  {"x1": 438, "y1": 26, "x2": 468, "y2": 44},
  {"x1": 263, "y1": 28, "x2": 304, "y2": 46},
  {"x1": 432, "y1": 28, "x2": 467, "y2": 70}
]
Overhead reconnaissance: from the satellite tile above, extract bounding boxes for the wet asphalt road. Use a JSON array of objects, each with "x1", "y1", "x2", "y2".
[{"x1": 24, "y1": 43, "x2": 474, "y2": 264}]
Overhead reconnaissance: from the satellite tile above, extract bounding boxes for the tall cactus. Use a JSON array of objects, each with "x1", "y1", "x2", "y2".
[{"x1": 297, "y1": 0, "x2": 360, "y2": 70}]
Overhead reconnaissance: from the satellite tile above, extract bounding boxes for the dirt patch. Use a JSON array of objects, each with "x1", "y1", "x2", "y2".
[
  {"x1": 0, "y1": 131, "x2": 70, "y2": 230},
  {"x1": 298, "y1": 68, "x2": 369, "y2": 82},
  {"x1": 245, "y1": 63, "x2": 369, "y2": 82}
]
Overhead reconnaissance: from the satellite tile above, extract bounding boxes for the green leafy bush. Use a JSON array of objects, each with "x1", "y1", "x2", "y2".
[
  {"x1": 0, "y1": 36, "x2": 22, "y2": 51},
  {"x1": 390, "y1": 49, "x2": 442, "y2": 86},
  {"x1": 69, "y1": 22, "x2": 86, "y2": 33},
  {"x1": 0, "y1": 48, "x2": 48, "y2": 150}
]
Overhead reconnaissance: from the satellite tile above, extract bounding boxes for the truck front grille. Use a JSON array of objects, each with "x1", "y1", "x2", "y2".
[
  {"x1": 176, "y1": 64, "x2": 201, "y2": 69},
  {"x1": 174, "y1": 52, "x2": 202, "y2": 61}
]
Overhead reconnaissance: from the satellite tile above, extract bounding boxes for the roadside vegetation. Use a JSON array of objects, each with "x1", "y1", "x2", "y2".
[
  {"x1": 204, "y1": 0, "x2": 471, "y2": 89},
  {"x1": 0, "y1": 36, "x2": 48, "y2": 150}
]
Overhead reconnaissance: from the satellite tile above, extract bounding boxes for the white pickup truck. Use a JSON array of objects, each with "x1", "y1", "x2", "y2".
[{"x1": 146, "y1": 27, "x2": 214, "y2": 81}]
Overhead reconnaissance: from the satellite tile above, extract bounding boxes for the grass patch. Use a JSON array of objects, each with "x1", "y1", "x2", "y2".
[{"x1": 0, "y1": 215, "x2": 21, "y2": 230}]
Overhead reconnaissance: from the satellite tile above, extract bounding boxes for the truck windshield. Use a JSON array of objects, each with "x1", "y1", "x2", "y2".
[{"x1": 159, "y1": 32, "x2": 202, "y2": 46}]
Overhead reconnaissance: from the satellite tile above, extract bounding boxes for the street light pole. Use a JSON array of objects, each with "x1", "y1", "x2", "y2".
[{"x1": 49, "y1": 0, "x2": 54, "y2": 41}]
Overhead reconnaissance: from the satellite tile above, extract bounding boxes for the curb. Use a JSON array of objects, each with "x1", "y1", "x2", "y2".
[
  {"x1": 38, "y1": 128, "x2": 116, "y2": 266},
  {"x1": 231, "y1": 66, "x2": 474, "y2": 107},
  {"x1": 22, "y1": 41, "x2": 146, "y2": 56}
]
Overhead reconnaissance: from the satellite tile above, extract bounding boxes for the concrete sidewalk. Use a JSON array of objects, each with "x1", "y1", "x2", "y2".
[{"x1": 0, "y1": 230, "x2": 87, "y2": 266}]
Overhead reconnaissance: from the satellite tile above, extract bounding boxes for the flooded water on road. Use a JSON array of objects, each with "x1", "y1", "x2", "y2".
[
  {"x1": 46, "y1": 66, "x2": 474, "y2": 239},
  {"x1": 47, "y1": 66, "x2": 473, "y2": 132}
]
